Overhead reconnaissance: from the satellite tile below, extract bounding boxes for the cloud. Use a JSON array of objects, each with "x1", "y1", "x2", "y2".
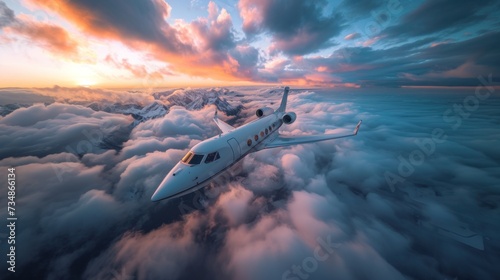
[
  {"x1": 33, "y1": 85, "x2": 155, "y2": 104},
  {"x1": 0, "y1": 160, "x2": 112, "y2": 271},
  {"x1": 0, "y1": 1, "x2": 15, "y2": 28},
  {"x1": 192, "y1": 1, "x2": 235, "y2": 52},
  {"x1": 0, "y1": 2, "x2": 82, "y2": 60},
  {"x1": 221, "y1": 212, "x2": 311, "y2": 280},
  {"x1": 113, "y1": 150, "x2": 186, "y2": 201},
  {"x1": 383, "y1": 0, "x2": 495, "y2": 39},
  {"x1": 0, "y1": 88, "x2": 55, "y2": 105},
  {"x1": 242, "y1": 156, "x2": 281, "y2": 193},
  {"x1": 238, "y1": 0, "x2": 344, "y2": 55},
  {"x1": 234, "y1": 0, "x2": 499, "y2": 86},
  {"x1": 132, "y1": 106, "x2": 215, "y2": 138},
  {"x1": 341, "y1": 0, "x2": 385, "y2": 17},
  {"x1": 120, "y1": 136, "x2": 191, "y2": 159},
  {"x1": 84, "y1": 221, "x2": 202, "y2": 280},
  {"x1": 30, "y1": 0, "x2": 186, "y2": 53},
  {"x1": 0, "y1": 102, "x2": 132, "y2": 158},
  {"x1": 42, "y1": 189, "x2": 123, "y2": 244},
  {"x1": 344, "y1": 32, "x2": 361, "y2": 40},
  {"x1": 9, "y1": 18, "x2": 80, "y2": 56},
  {"x1": 273, "y1": 30, "x2": 500, "y2": 87},
  {"x1": 167, "y1": 3, "x2": 257, "y2": 79},
  {"x1": 215, "y1": 185, "x2": 254, "y2": 226},
  {"x1": 104, "y1": 54, "x2": 172, "y2": 79}
]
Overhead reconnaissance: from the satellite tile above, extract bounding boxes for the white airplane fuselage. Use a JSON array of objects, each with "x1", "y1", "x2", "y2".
[{"x1": 151, "y1": 112, "x2": 284, "y2": 201}]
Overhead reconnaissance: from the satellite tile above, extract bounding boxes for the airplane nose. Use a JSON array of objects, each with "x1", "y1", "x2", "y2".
[
  {"x1": 150, "y1": 189, "x2": 164, "y2": 202},
  {"x1": 151, "y1": 166, "x2": 193, "y2": 201},
  {"x1": 151, "y1": 175, "x2": 176, "y2": 202}
]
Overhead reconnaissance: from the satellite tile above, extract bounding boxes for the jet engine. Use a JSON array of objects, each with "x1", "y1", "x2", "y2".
[
  {"x1": 282, "y1": 112, "x2": 296, "y2": 124},
  {"x1": 256, "y1": 107, "x2": 274, "y2": 118}
]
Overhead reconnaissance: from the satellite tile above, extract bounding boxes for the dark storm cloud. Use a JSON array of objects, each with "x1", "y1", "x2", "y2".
[
  {"x1": 383, "y1": 0, "x2": 495, "y2": 39},
  {"x1": 239, "y1": 0, "x2": 345, "y2": 55}
]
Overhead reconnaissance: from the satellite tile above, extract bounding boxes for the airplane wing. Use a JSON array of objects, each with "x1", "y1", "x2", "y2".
[
  {"x1": 213, "y1": 110, "x2": 235, "y2": 133},
  {"x1": 262, "y1": 120, "x2": 362, "y2": 149}
]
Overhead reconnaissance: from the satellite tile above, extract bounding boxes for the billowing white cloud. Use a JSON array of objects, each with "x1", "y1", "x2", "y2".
[
  {"x1": 84, "y1": 216, "x2": 203, "y2": 280},
  {"x1": 0, "y1": 103, "x2": 132, "y2": 158}
]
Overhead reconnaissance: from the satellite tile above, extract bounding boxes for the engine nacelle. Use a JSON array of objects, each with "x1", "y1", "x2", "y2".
[
  {"x1": 282, "y1": 112, "x2": 296, "y2": 124},
  {"x1": 256, "y1": 107, "x2": 274, "y2": 118}
]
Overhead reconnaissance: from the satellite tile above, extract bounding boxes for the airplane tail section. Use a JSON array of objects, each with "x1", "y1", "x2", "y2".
[{"x1": 277, "y1": 86, "x2": 290, "y2": 112}]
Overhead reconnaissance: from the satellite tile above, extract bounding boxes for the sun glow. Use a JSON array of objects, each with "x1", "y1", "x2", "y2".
[
  {"x1": 76, "y1": 79, "x2": 96, "y2": 87},
  {"x1": 71, "y1": 63, "x2": 101, "y2": 87}
]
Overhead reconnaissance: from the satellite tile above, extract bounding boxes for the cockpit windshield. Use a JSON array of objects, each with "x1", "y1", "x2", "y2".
[
  {"x1": 204, "y1": 152, "x2": 220, "y2": 163},
  {"x1": 188, "y1": 154, "x2": 204, "y2": 164},
  {"x1": 181, "y1": 152, "x2": 205, "y2": 165}
]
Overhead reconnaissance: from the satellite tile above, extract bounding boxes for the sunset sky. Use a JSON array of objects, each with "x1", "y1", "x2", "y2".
[
  {"x1": 0, "y1": 0, "x2": 499, "y2": 88},
  {"x1": 1, "y1": 1, "x2": 500, "y2": 279}
]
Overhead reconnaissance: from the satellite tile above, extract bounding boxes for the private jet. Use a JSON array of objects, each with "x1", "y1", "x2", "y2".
[{"x1": 151, "y1": 87, "x2": 362, "y2": 201}]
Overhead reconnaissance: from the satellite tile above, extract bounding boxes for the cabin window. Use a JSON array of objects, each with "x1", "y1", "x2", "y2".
[
  {"x1": 188, "y1": 154, "x2": 204, "y2": 165},
  {"x1": 269, "y1": 126, "x2": 272, "y2": 131},
  {"x1": 260, "y1": 131, "x2": 264, "y2": 137},
  {"x1": 247, "y1": 139, "x2": 252, "y2": 146},
  {"x1": 205, "y1": 152, "x2": 220, "y2": 163},
  {"x1": 272, "y1": 124, "x2": 276, "y2": 128},
  {"x1": 254, "y1": 135, "x2": 258, "y2": 141},
  {"x1": 265, "y1": 128, "x2": 268, "y2": 135}
]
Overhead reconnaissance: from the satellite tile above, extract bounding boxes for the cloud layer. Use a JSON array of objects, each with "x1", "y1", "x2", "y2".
[{"x1": 1, "y1": 86, "x2": 499, "y2": 280}]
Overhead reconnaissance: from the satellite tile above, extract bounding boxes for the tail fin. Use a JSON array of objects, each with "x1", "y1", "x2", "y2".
[{"x1": 277, "y1": 86, "x2": 289, "y2": 112}]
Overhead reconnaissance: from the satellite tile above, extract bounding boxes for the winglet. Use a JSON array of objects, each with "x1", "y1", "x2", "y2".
[
  {"x1": 277, "y1": 86, "x2": 290, "y2": 112},
  {"x1": 353, "y1": 120, "x2": 362, "y2": 135},
  {"x1": 213, "y1": 109, "x2": 235, "y2": 133}
]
